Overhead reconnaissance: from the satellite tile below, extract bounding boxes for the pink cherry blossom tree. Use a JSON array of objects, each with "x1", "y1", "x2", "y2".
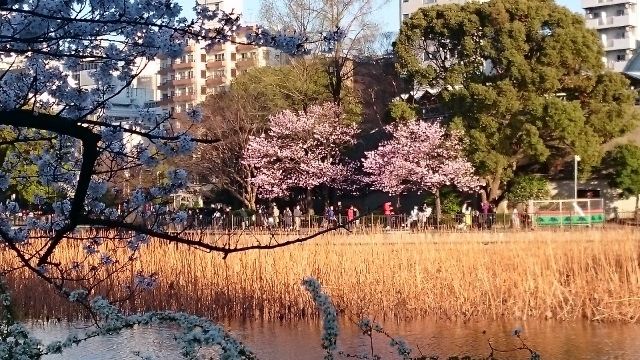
[
  {"x1": 362, "y1": 120, "x2": 480, "y2": 219},
  {"x1": 243, "y1": 103, "x2": 359, "y2": 211}
]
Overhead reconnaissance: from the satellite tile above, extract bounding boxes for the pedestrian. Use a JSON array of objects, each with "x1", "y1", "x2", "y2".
[
  {"x1": 283, "y1": 207, "x2": 293, "y2": 230},
  {"x1": 239, "y1": 207, "x2": 248, "y2": 230},
  {"x1": 383, "y1": 201, "x2": 393, "y2": 230},
  {"x1": 272, "y1": 203, "x2": 280, "y2": 228},
  {"x1": 293, "y1": 205, "x2": 302, "y2": 231},
  {"x1": 511, "y1": 206, "x2": 520, "y2": 229},
  {"x1": 336, "y1": 201, "x2": 344, "y2": 226},
  {"x1": 347, "y1": 205, "x2": 354, "y2": 230},
  {"x1": 353, "y1": 206, "x2": 360, "y2": 229},
  {"x1": 407, "y1": 206, "x2": 419, "y2": 230}
]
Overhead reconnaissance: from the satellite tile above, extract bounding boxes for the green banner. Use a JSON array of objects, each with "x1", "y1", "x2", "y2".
[{"x1": 535, "y1": 214, "x2": 605, "y2": 226}]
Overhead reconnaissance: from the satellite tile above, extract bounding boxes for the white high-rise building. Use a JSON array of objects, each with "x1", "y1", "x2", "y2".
[
  {"x1": 199, "y1": 0, "x2": 243, "y2": 22},
  {"x1": 583, "y1": 0, "x2": 639, "y2": 72},
  {"x1": 399, "y1": 0, "x2": 487, "y2": 28}
]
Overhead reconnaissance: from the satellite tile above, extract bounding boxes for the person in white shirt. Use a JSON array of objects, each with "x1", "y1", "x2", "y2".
[
  {"x1": 511, "y1": 207, "x2": 520, "y2": 229},
  {"x1": 406, "y1": 206, "x2": 419, "y2": 229}
]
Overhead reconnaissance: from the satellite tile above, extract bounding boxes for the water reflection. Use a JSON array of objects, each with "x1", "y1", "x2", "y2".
[{"x1": 28, "y1": 318, "x2": 640, "y2": 359}]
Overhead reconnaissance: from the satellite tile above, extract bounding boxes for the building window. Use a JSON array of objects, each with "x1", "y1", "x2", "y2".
[
  {"x1": 201, "y1": 54, "x2": 206, "y2": 62},
  {"x1": 215, "y1": 54, "x2": 224, "y2": 61},
  {"x1": 188, "y1": 70, "x2": 194, "y2": 78},
  {"x1": 213, "y1": 2, "x2": 220, "y2": 10},
  {"x1": 215, "y1": 69, "x2": 225, "y2": 77},
  {"x1": 615, "y1": 31, "x2": 626, "y2": 39},
  {"x1": 424, "y1": 0, "x2": 436, "y2": 3},
  {"x1": 617, "y1": 54, "x2": 627, "y2": 61},
  {"x1": 615, "y1": 9, "x2": 625, "y2": 16},
  {"x1": 403, "y1": 0, "x2": 408, "y2": 3},
  {"x1": 577, "y1": 189, "x2": 601, "y2": 199},
  {"x1": 201, "y1": 86, "x2": 207, "y2": 95},
  {"x1": 187, "y1": 54, "x2": 194, "y2": 62},
  {"x1": 402, "y1": 13, "x2": 409, "y2": 20}
]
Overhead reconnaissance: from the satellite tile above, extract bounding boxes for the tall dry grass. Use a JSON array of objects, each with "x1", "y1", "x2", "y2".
[{"x1": 3, "y1": 229, "x2": 640, "y2": 322}]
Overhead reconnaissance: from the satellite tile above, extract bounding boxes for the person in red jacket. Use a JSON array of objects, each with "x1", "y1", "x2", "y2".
[
  {"x1": 347, "y1": 205, "x2": 354, "y2": 230},
  {"x1": 383, "y1": 201, "x2": 393, "y2": 229}
]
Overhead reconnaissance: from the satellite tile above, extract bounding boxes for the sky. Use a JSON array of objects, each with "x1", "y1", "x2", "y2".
[{"x1": 179, "y1": 0, "x2": 582, "y2": 32}]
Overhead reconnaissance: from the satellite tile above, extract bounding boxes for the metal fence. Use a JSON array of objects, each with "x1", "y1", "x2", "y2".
[
  {"x1": 162, "y1": 211, "x2": 638, "y2": 233},
  {"x1": 8, "y1": 211, "x2": 640, "y2": 233}
]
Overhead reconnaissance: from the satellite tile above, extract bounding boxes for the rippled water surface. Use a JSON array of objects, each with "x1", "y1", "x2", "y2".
[{"x1": 27, "y1": 318, "x2": 640, "y2": 359}]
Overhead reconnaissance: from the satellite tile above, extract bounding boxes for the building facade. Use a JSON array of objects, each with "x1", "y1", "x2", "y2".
[
  {"x1": 583, "y1": 0, "x2": 640, "y2": 72},
  {"x1": 399, "y1": 0, "x2": 487, "y2": 26},
  {"x1": 155, "y1": 28, "x2": 284, "y2": 113}
]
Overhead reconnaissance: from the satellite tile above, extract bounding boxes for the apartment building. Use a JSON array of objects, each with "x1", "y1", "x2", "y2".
[
  {"x1": 156, "y1": 28, "x2": 284, "y2": 113},
  {"x1": 400, "y1": 0, "x2": 487, "y2": 26},
  {"x1": 583, "y1": 0, "x2": 639, "y2": 72}
]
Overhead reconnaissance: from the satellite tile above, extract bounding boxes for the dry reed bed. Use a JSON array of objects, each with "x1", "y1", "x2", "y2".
[{"x1": 3, "y1": 229, "x2": 640, "y2": 322}]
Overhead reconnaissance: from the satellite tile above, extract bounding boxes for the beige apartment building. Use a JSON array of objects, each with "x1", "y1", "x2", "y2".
[{"x1": 156, "y1": 27, "x2": 285, "y2": 113}]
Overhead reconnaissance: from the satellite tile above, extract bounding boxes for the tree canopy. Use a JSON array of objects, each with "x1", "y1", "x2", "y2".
[
  {"x1": 234, "y1": 59, "x2": 362, "y2": 122},
  {"x1": 395, "y1": 0, "x2": 640, "y2": 201},
  {"x1": 605, "y1": 144, "x2": 640, "y2": 212}
]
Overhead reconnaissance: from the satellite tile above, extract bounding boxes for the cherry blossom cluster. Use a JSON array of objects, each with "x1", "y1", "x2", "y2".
[
  {"x1": 243, "y1": 103, "x2": 359, "y2": 198},
  {"x1": 302, "y1": 277, "x2": 339, "y2": 359},
  {"x1": 362, "y1": 120, "x2": 481, "y2": 195}
]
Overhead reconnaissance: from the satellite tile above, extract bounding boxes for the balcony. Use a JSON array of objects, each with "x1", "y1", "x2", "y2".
[
  {"x1": 207, "y1": 44, "x2": 225, "y2": 53},
  {"x1": 158, "y1": 66, "x2": 172, "y2": 75},
  {"x1": 158, "y1": 98, "x2": 172, "y2": 106},
  {"x1": 235, "y1": 58, "x2": 258, "y2": 69},
  {"x1": 582, "y1": 0, "x2": 636, "y2": 8},
  {"x1": 206, "y1": 60, "x2": 225, "y2": 69},
  {"x1": 605, "y1": 37, "x2": 637, "y2": 50},
  {"x1": 607, "y1": 60, "x2": 629, "y2": 71},
  {"x1": 158, "y1": 81, "x2": 172, "y2": 91},
  {"x1": 236, "y1": 44, "x2": 257, "y2": 52},
  {"x1": 185, "y1": 44, "x2": 197, "y2": 52},
  {"x1": 173, "y1": 77, "x2": 195, "y2": 86},
  {"x1": 173, "y1": 61, "x2": 195, "y2": 70},
  {"x1": 172, "y1": 94, "x2": 197, "y2": 102},
  {"x1": 206, "y1": 76, "x2": 227, "y2": 86},
  {"x1": 586, "y1": 14, "x2": 635, "y2": 29}
]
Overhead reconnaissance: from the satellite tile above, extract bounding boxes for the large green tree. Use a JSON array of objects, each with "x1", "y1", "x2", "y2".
[
  {"x1": 395, "y1": 0, "x2": 640, "y2": 202},
  {"x1": 605, "y1": 144, "x2": 640, "y2": 214}
]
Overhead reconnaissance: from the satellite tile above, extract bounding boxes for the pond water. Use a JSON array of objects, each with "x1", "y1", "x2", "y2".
[{"x1": 28, "y1": 318, "x2": 640, "y2": 359}]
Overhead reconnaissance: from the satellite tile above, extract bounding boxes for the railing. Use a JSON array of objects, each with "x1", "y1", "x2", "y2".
[
  {"x1": 101, "y1": 211, "x2": 640, "y2": 234},
  {"x1": 235, "y1": 58, "x2": 257, "y2": 69},
  {"x1": 206, "y1": 60, "x2": 225, "y2": 69},
  {"x1": 173, "y1": 61, "x2": 195, "y2": 70},
  {"x1": 205, "y1": 76, "x2": 226, "y2": 86},
  {"x1": 9, "y1": 211, "x2": 640, "y2": 233},
  {"x1": 236, "y1": 44, "x2": 257, "y2": 52},
  {"x1": 173, "y1": 77, "x2": 195, "y2": 86}
]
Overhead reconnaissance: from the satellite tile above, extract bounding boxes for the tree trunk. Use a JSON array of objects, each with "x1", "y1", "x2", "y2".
[
  {"x1": 635, "y1": 194, "x2": 639, "y2": 220},
  {"x1": 435, "y1": 188, "x2": 441, "y2": 229},
  {"x1": 486, "y1": 169, "x2": 503, "y2": 203},
  {"x1": 322, "y1": 185, "x2": 330, "y2": 210},
  {"x1": 305, "y1": 188, "x2": 313, "y2": 215}
]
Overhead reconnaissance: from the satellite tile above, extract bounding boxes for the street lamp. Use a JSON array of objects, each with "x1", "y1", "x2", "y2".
[{"x1": 574, "y1": 155, "x2": 581, "y2": 200}]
